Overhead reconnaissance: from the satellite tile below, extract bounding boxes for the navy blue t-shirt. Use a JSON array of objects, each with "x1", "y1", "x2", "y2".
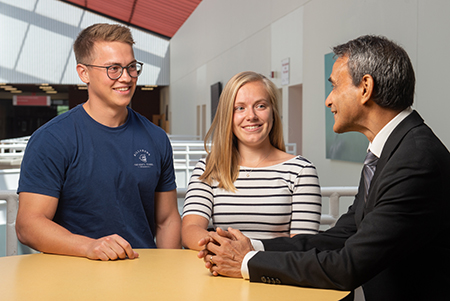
[{"x1": 18, "y1": 105, "x2": 176, "y2": 248}]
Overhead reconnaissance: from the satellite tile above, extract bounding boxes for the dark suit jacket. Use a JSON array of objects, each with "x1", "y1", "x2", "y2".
[{"x1": 248, "y1": 111, "x2": 450, "y2": 300}]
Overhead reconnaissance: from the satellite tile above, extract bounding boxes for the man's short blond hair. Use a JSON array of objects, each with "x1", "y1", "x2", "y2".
[{"x1": 73, "y1": 23, "x2": 135, "y2": 64}]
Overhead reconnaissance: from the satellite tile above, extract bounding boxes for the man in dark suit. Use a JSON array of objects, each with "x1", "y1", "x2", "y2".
[{"x1": 197, "y1": 35, "x2": 450, "y2": 300}]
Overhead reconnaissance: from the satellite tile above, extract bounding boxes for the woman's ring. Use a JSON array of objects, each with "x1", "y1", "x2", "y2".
[{"x1": 209, "y1": 256, "x2": 214, "y2": 265}]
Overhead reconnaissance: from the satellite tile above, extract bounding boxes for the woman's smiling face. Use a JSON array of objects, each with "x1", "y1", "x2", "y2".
[{"x1": 232, "y1": 81, "x2": 273, "y2": 148}]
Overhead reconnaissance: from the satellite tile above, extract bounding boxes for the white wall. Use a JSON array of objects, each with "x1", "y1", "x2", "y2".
[
  {"x1": 169, "y1": 0, "x2": 450, "y2": 191},
  {"x1": 170, "y1": 0, "x2": 309, "y2": 136},
  {"x1": 415, "y1": 0, "x2": 450, "y2": 147}
]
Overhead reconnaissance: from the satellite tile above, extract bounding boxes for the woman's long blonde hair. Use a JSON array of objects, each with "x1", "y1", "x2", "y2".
[{"x1": 199, "y1": 71, "x2": 285, "y2": 191}]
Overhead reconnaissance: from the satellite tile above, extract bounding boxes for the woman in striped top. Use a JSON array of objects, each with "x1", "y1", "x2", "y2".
[{"x1": 182, "y1": 71, "x2": 322, "y2": 250}]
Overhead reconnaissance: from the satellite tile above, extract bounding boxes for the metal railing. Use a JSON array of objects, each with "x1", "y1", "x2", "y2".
[
  {"x1": 172, "y1": 142, "x2": 208, "y2": 188},
  {"x1": 1, "y1": 187, "x2": 357, "y2": 256},
  {"x1": 0, "y1": 137, "x2": 28, "y2": 168},
  {"x1": 319, "y1": 186, "x2": 358, "y2": 227},
  {"x1": 0, "y1": 190, "x2": 18, "y2": 256}
]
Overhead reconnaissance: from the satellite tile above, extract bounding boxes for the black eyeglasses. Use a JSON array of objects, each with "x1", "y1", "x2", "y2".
[{"x1": 82, "y1": 62, "x2": 143, "y2": 80}]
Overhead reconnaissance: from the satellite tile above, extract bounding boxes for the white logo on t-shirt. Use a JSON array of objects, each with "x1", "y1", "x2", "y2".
[{"x1": 133, "y1": 149, "x2": 153, "y2": 168}]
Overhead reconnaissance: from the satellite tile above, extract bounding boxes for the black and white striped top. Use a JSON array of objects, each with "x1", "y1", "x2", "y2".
[{"x1": 182, "y1": 156, "x2": 322, "y2": 239}]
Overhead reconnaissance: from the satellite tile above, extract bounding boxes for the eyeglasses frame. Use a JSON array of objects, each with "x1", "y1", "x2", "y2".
[{"x1": 81, "y1": 61, "x2": 143, "y2": 80}]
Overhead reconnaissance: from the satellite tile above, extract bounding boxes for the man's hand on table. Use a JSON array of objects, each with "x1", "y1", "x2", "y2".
[
  {"x1": 197, "y1": 227, "x2": 254, "y2": 278},
  {"x1": 86, "y1": 234, "x2": 139, "y2": 261}
]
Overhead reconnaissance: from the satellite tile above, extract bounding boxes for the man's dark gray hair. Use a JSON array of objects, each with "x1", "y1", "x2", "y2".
[{"x1": 333, "y1": 35, "x2": 415, "y2": 110}]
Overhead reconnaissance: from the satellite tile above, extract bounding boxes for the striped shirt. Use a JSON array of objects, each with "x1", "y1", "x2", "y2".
[{"x1": 182, "y1": 156, "x2": 322, "y2": 239}]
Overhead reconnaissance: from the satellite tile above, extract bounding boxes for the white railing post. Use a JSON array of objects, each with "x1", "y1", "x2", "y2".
[
  {"x1": 320, "y1": 187, "x2": 358, "y2": 227},
  {"x1": 1, "y1": 190, "x2": 18, "y2": 256}
]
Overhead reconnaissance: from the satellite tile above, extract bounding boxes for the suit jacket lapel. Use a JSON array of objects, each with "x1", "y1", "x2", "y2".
[{"x1": 363, "y1": 110, "x2": 424, "y2": 212}]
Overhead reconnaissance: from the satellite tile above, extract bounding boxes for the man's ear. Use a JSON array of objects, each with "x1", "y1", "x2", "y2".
[
  {"x1": 76, "y1": 64, "x2": 90, "y2": 84},
  {"x1": 360, "y1": 74, "x2": 374, "y2": 105}
]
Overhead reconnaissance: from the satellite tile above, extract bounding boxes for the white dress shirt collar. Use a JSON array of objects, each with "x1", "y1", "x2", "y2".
[{"x1": 368, "y1": 107, "x2": 413, "y2": 158}]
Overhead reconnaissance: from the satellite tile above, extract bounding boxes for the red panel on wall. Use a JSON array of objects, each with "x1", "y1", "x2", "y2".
[{"x1": 13, "y1": 96, "x2": 51, "y2": 106}]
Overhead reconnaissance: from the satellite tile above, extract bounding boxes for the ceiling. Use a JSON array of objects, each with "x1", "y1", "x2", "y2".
[
  {"x1": 60, "y1": 0, "x2": 202, "y2": 38},
  {"x1": 1, "y1": 1, "x2": 201, "y2": 96}
]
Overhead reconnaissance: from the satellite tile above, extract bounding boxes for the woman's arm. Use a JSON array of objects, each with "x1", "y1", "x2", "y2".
[
  {"x1": 181, "y1": 159, "x2": 215, "y2": 250},
  {"x1": 181, "y1": 214, "x2": 211, "y2": 250},
  {"x1": 290, "y1": 162, "x2": 322, "y2": 235}
]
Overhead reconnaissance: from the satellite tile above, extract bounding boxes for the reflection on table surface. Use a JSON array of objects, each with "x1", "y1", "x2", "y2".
[{"x1": 0, "y1": 249, "x2": 349, "y2": 300}]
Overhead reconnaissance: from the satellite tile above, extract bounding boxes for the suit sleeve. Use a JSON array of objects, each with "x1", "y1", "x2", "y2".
[{"x1": 248, "y1": 126, "x2": 448, "y2": 291}]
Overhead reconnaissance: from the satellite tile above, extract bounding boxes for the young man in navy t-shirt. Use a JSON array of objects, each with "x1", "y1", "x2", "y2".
[{"x1": 16, "y1": 23, "x2": 181, "y2": 260}]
